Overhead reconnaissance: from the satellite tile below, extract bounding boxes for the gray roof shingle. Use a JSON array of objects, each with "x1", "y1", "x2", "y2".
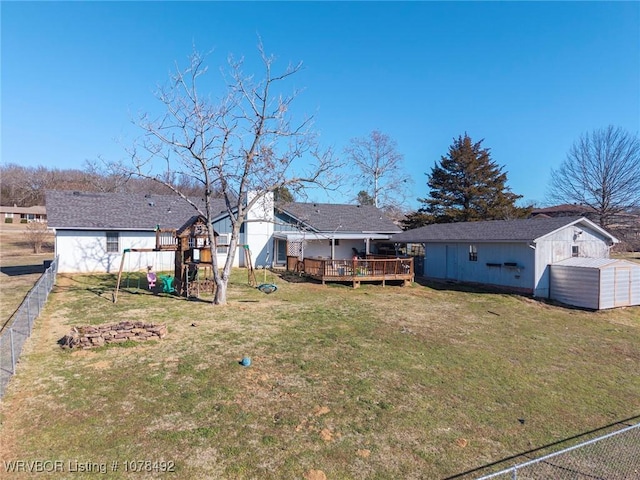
[
  {"x1": 390, "y1": 216, "x2": 598, "y2": 243},
  {"x1": 45, "y1": 190, "x2": 227, "y2": 230},
  {"x1": 277, "y1": 202, "x2": 401, "y2": 233},
  {"x1": 45, "y1": 191, "x2": 400, "y2": 234}
]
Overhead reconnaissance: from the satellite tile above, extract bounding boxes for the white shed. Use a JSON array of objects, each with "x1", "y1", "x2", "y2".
[{"x1": 549, "y1": 257, "x2": 640, "y2": 310}]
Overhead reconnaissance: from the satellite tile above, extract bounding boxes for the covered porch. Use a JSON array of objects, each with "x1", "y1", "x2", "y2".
[{"x1": 287, "y1": 256, "x2": 414, "y2": 288}]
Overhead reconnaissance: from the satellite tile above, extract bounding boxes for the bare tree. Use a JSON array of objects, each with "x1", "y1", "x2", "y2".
[
  {"x1": 117, "y1": 44, "x2": 338, "y2": 305},
  {"x1": 25, "y1": 222, "x2": 51, "y2": 254},
  {"x1": 549, "y1": 126, "x2": 640, "y2": 228},
  {"x1": 345, "y1": 130, "x2": 411, "y2": 209}
]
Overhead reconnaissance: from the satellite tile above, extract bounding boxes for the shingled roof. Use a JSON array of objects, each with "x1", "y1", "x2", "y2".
[
  {"x1": 277, "y1": 202, "x2": 401, "y2": 233},
  {"x1": 45, "y1": 190, "x2": 227, "y2": 230},
  {"x1": 390, "y1": 216, "x2": 616, "y2": 243}
]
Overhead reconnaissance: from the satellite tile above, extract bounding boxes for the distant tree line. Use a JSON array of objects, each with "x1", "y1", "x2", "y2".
[{"x1": 0, "y1": 163, "x2": 206, "y2": 207}]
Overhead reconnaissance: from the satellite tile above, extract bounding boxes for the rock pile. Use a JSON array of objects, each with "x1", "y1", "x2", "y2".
[{"x1": 59, "y1": 321, "x2": 167, "y2": 349}]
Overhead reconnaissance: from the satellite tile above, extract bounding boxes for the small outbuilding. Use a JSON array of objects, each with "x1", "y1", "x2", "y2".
[{"x1": 550, "y1": 257, "x2": 640, "y2": 310}]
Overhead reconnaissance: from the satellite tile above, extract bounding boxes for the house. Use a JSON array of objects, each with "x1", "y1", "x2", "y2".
[
  {"x1": 390, "y1": 216, "x2": 620, "y2": 300},
  {"x1": 45, "y1": 190, "x2": 401, "y2": 275},
  {"x1": 272, "y1": 202, "x2": 402, "y2": 266},
  {"x1": 0, "y1": 205, "x2": 47, "y2": 223},
  {"x1": 45, "y1": 190, "x2": 265, "y2": 274},
  {"x1": 530, "y1": 203, "x2": 595, "y2": 219}
]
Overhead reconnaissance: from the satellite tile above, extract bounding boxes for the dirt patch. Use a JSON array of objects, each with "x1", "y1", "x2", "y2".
[{"x1": 303, "y1": 470, "x2": 327, "y2": 480}]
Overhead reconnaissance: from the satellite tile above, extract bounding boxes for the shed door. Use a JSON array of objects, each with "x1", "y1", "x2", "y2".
[
  {"x1": 614, "y1": 268, "x2": 631, "y2": 307},
  {"x1": 446, "y1": 245, "x2": 458, "y2": 280}
]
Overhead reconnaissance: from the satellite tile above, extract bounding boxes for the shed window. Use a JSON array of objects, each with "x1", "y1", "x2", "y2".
[
  {"x1": 106, "y1": 232, "x2": 120, "y2": 253},
  {"x1": 469, "y1": 244, "x2": 478, "y2": 261},
  {"x1": 572, "y1": 245, "x2": 579, "y2": 257}
]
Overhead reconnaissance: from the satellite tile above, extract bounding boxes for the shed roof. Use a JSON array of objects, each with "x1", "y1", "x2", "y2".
[
  {"x1": 45, "y1": 190, "x2": 227, "y2": 231},
  {"x1": 277, "y1": 202, "x2": 400, "y2": 233},
  {"x1": 552, "y1": 257, "x2": 640, "y2": 269},
  {"x1": 391, "y1": 216, "x2": 617, "y2": 244}
]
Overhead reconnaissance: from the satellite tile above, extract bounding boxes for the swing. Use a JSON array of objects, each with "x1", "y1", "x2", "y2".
[
  {"x1": 256, "y1": 265, "x2": 278, "y2": 294},
  {"x1": 257, "y1": 283, "x2": 277, "y2": 294},
  {"x1": 160, "y1": 275, "x2": 176, "y2": 294},
  {"x1": 147, "y1": 267, "x2": 157, "y2": 289}
]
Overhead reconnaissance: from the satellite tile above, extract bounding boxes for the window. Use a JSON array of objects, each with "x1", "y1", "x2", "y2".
[
  {"x1": 469, "y1": 244, "x2": 478, "y2": 261},
  {"x1": 106, "y1": 232, "x2": 120, "y2": 253},
  {"x1": 572, "y1": 245, "x2": 579, "y2": 257}
]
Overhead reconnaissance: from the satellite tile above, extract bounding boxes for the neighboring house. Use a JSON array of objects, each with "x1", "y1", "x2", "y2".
[
  {"x1": 272, "y1": 202, "x2": 402, "y2": 266},
  {"x1": 530, "y1": 204, "x2": 595, "y2": 219},
  {"x1": 0, "y1": 205, "x2": 47, "y2": 223},
  {"x1": 46, "y1": 191, "x2": 400, "y2": 274},
  {"x1": 390, "y1": 216, "x2": 619, "y2": 300}
]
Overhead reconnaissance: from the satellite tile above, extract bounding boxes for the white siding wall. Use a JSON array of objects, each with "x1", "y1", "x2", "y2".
[
  {"x1": 244, "y1": 192, "x2": 274, "y2": 267},
  {"x1": 424, "y1": 242, "x2": 536, "y2": 292},
  {"x1": 302, "y1": 240, "x2": 366, "y2": 260},
  {"x1": 55, "y1": 230, "x2": 175, "y2": 274},
  {"x1": 56, "y1": 230, "x2": 237, "y2": 274},
  {"x1": 534, "y1": 224, "x2": 613, "y2": 297}
]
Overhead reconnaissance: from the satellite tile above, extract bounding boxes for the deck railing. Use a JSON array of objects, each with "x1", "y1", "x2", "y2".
[
  {"x1": 155, "y1": 229, "x2": 179, "y2": 250},
  {"x1": 290, "y1": 256, "x2": 413, "y2": 286}
]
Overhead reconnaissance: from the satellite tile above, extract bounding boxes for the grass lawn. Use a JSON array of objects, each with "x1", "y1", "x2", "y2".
[
  {"x1": 0, "y1": 265, "x2": 638, "y2": 479},
  {"x1": 0, "y1": 223, "x2": 54, "y2": 330}
]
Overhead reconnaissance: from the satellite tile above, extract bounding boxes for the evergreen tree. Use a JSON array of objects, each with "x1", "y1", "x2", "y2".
[
  {"x1": 409, "y1": 134, "x2": 528, "y2": 226},
  {"x1": 356, "y1": 190, "x2": 374, "y2": 206},
  {"x1": 273, "y1": 186, "x2": 295, "y2": 203}
]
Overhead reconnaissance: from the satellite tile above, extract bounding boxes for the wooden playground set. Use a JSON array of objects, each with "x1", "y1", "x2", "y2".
[{"x1": 113, "y1": 216, "x2": 221, "y2": 302}]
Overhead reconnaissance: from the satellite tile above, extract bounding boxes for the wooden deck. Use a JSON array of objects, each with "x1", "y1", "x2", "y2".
[{"x1": 289, "y1": 256, "x2": 414, "y2": 288}]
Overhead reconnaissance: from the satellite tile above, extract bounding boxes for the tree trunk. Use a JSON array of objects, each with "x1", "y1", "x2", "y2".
[{"x1": 213, "y1": 277, "x2": 227, "y2": 305}]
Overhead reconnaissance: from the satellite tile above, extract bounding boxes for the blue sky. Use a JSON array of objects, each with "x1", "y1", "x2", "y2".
[{"x1": 2, "y1": 1, "x2": 639, "y2": 209}]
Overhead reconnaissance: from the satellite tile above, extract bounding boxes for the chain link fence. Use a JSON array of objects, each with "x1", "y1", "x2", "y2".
[
  {"x1": 476, "y1": 420, "x2": 640, "y2": 480},
  {"x1": 0, "y1": 256, "x2": 58, "y2": 398}
]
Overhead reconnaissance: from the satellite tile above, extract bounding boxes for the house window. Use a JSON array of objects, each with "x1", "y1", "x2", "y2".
[
  {"x1": 469, "y1": 244, "x2": 478, "y2": 261},
  {"x1": 572, "y1": 245, "x2": 579, "y2": 257},
  {"x1": 106, "y1": 232, "x2": 120, "y2": 253},
  {"x1": 329, "y1": 239, "x2": 340, "y2": 246}
]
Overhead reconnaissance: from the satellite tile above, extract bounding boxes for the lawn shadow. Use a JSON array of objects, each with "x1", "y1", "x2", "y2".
[
  {"x1": 414, "y1": 276, "x2": 533, "y2": 297},
  {"x1": 0, "y1": 264, "x2": 46, "y2": 276}
]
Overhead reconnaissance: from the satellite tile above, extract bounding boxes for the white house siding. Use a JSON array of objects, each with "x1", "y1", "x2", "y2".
[
  {"x1": 301, "y1": 239, "x2": 366, "y2": 260},
  {"x1": 244, "y1": 192, "x2": 275, "y2": 267},
  {"x1": 56, "y1": 230, "x2": 237, "y2": 274},
  {"x1": 424, "y1": 242, "x2": 536, "y2": 292},
  {"x1": 55, "y1": 230, "x2": 172, "y2": 274},
  {"x1": 534, "y1": 224, "x2": 614, "y2": 298}
]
